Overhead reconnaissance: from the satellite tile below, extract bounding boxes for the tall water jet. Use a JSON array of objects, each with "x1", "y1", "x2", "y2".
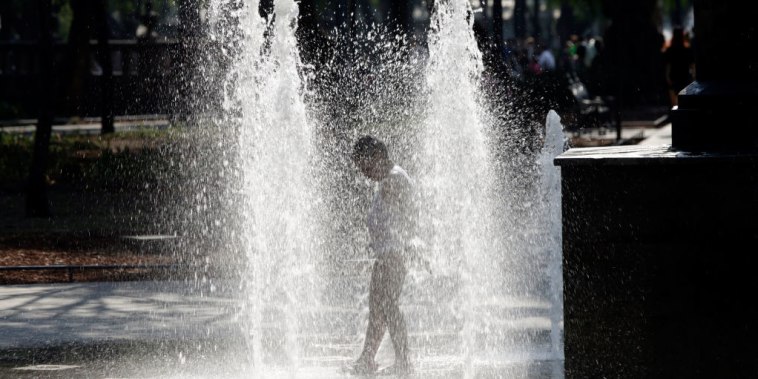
[
  {"x1": 412, "y1": 0, "x2": 566, "y2": 377},
  {"x1": 209, "y1": 0, "x2": 316, "y2": 375},
  {"x1": 417, "y1": 0, "x2": 503, "y2": 376},
  {"x1": 540, "y1": 110, "x2": 566, "y2": 377}
]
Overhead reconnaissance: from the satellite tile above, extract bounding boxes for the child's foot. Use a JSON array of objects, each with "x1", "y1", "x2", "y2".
[
  {"x1": 377, "y1": 361, "x2": 413, "y2": 376},
  {"x1": 341, "y1": 358, "x2": 378, "y2": 376}
]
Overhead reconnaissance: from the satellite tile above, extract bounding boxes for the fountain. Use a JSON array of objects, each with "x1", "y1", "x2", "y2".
[{"x1": 176, "y1": 0, "x2": 567, "y2": 377}]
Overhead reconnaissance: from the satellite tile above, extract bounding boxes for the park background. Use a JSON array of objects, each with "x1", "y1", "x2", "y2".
[{"x1": 1, "y1": 0, "x2": 691, "y2": 281}]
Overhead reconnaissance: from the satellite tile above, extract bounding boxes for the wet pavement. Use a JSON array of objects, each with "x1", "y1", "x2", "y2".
[{"x1": 0, "y1": 279, "x2": 563, "y2": 378}]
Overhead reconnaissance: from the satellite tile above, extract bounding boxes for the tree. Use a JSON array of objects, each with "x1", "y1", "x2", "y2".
[
  {"x1": 555, "y1": 0, "x2": 575, "y2": 45},
  {"x1": 95, "y1": 0, "x2": 114, "y2": 134},
  {"x1": 27, "y1": 0, "x2": 54, "y2": 217},
  {"x1": 64, "y1": 0, "x2": 96, "y2": 120},
  {"x1": 514, "y1": 0, "x2": 527, "y2": 38},
  {"x1": 63, "y1": 0, "x2": 114, "y2": 134},
  {"x1": 177, "y1": 0, "x2": 201, "y2": 119},
  {"x1": 492, "y1": 0, "x2": 503, "y2": 43},
  {"x1": 671, "y1": 0, "x2": 682, "y2": 26},
  {"x1": 532, "y1": 0, "x2": 542, "y2": 39},
  {"x1": 387, "y1": 0, "x2": 411, "y2": 35},
  {"x1": 296, "y1": 0, "x2": 330, "y2": 68},
  {"x1": 600, "y1": 0, "x2": 666, "y2": 106}
]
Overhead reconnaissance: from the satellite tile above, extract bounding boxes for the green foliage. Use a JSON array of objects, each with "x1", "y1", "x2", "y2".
[
  {"x1": 103, "y1": 127, "x2": 171, "y2": 141},
  {"x1": 0, "y1": 102, "x2": 21, "y2": 119},
  {"x1": 0, "y1": 133, "x2": 34, "y2": 184},
  {"x1": 661, "y1": 0, "x2": 692, "y2": 13},
  {"x1": 0, "y1": 129, "x2": 180, "y2": 193},
  {"x1": 53, "y1": 0, "x2": 74, "y2": 41},
  {"x1": 109, "y1": 0, "x2": 136, "y2": 15}
]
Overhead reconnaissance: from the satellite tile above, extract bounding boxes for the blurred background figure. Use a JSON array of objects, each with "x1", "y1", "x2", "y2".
[
  {"x1": 664, "y1": 26, "x2": 695, "y2": 106},
  {"x1": 537, "y1": 40, "x2": 556, "y2": 73}
]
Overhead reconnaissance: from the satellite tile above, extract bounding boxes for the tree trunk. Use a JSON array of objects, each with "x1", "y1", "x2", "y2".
[
  {"x1": 0, "y1": 3, "x2": 15, "y2": 40},
  {"x1": 296, "y1": 0, "x2": 324, "y2": 66},
  {"x1": 601, "y1": 0, "x2": 662, "y2": 107},
  {"x1": 514, "y1": 0, "x2": 527, "y2": 38},
  {"x1": 335, "y1": 0, "x2": 348, "y2": 32},
  {"x1": 348, "y1": 0, "x2": 357, "y2": 33},
  {"x1": 95, "y1": 0, "x2": 114, "y2": 134},
  {"x1": 672, "y1": 0, "x2": 682, "y2": 26},
  {"x1": 531, "y1": 0, "x2": 541, "y2": 40},
  {"x1": 66, "y1": 0, "x2": 95, "y2": 117},
  {"x1": 556, "y1": 0, "x2": 574, "y2": 45},
  {"x1": 388, "y1": 0, "x2": 410, "y2": 35},
  {"x1": 26, "y1": 0, "x2": 54, "y2": 217},
  {"x1": 178, "y1": 0, "x2": 200, "y2": 119},
  {"x1": 144, "y1": 0, "x2": 155, "y2": 37},
  {"x1": 493, "y1": 0, "x2": 503, "y2": 43}
]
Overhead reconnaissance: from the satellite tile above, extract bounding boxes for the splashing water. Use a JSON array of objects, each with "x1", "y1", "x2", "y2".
[
  {"x1": 195, "y1": 0, "x2": 565, "y2": 377},
  {"x1": 540, "y1": 110, "x2": 566, "y2": 377},
  {"x1": 416, "y1": 0, "x2": 501, "y2": 377},
  {"x1": 210, "y1": 0, "x2": 317, "y2": 375}
]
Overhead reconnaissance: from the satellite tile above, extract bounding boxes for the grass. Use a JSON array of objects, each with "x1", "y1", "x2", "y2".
[
  {"x1": 0, "y1": 128, "x2": 179, "y2": 190},
  {"x1": 0, "y1": 127, "x2": 187, "y2": 237}
]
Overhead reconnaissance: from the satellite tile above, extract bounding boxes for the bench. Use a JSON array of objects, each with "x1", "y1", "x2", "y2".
[{"x1": 564, "y1": 72, "x2": 614, "y2": 135}]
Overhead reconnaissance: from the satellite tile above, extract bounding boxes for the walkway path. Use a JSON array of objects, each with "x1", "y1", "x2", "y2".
[
  {"x1": 0, "y1": 278, "x2": 563, "y2": 378},
  {"x1": 0, "y1": 282, "x2": 237, "y2": 349},
  {"x1": 637, "y1": 123, "x2": 672, "y2": 146}
]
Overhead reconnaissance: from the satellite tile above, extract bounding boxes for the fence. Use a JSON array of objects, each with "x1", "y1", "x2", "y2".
[{"x1": 0, "y1": 39, "x2": 217, "y2": 120}]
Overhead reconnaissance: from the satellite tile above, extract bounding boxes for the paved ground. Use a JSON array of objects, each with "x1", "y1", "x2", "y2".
[
  {"x1": 0, "y1": 282, "x2": 238, "y2": 349},
  {"x1": 0, "y1": 279, "x2": 563, "y2": 378},
  {"x1": 637, "y1": 123, "x2": 672, "y2": 146},
  {"x1": 568, "y1": 122, "x2": 665, "y2": 147}
]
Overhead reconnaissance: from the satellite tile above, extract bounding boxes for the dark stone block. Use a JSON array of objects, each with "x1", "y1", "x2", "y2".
[
  {"x1": 556, "y1": 145, "x2": 758, "y2": 378},
  {"x1": 671, "y1": 81, "x2": 758, "y2": 151}
]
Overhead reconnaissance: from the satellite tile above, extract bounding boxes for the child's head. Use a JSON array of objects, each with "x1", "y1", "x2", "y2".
[{"x1": 352, "y1": 136, "x2": 390, "y2": 181}]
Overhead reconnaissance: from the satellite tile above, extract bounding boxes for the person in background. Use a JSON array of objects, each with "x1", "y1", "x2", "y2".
[
  {"x1": 537, "y1": 40, "x2": 557, "y2": 72},
  {"x1": 664, "y1": 27, "x2": 695, "y2": 106}
]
